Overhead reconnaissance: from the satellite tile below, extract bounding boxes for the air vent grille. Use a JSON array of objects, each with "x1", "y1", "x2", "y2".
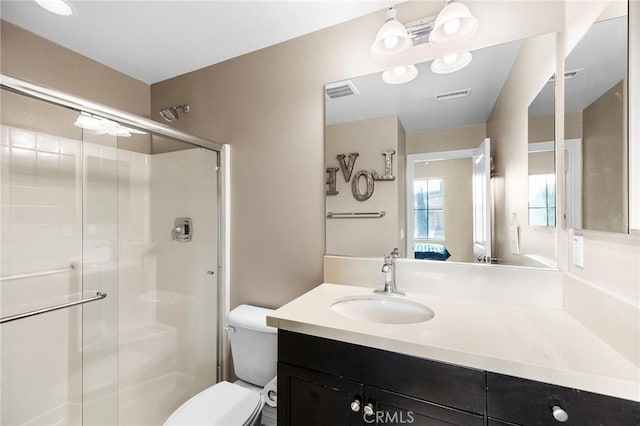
[
  {"x1": 548, "y1": 68, "x2": 584, "y2": 83},
  {"x1": 325, "y1": 80, "x2": 359, "y2": 100},
  {"x1": 434, "y1": 88, "x2": 471, "y2": 101}
]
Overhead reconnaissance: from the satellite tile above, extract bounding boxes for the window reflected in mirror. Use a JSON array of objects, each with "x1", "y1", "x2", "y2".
[{"x1": 528, "y1": 174, "x2": 556, "y2": 227}]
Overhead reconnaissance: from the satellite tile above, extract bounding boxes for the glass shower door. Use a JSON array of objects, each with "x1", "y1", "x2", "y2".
[
  {"x1": 80, "y1": 130, "x2": 119, "y2": 425},
  {"x1": 0, "y1": 89, "x2": 119, "y2": 425}
]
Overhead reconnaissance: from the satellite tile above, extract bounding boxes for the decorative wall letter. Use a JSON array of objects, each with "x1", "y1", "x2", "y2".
[
  {"x1": 372, "y1": 150, "x2": 396, "y2": 181},
  {"x1": 337, "y1": 153, "x2": 359, "y2": 182},
  {"x1": 325, "y1": 167, "x2": 339, "y2": 195},
  {"x1": 351, "y1": 170, "x2": 374, "y2": 201}
]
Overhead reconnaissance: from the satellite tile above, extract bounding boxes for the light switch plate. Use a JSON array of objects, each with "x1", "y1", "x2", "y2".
[{"x1": 572, "y1": 235, "x2": 584, "y2": 268}]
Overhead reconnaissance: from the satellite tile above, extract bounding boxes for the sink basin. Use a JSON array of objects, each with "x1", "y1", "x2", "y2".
[{"x1": 330, "y1": 295, "x2": 434, "y2": 325}]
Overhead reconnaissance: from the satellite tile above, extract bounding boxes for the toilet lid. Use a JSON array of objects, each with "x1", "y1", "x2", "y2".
[{"x1": 164, "y1": 381, "x2": 262, "y2": 426}]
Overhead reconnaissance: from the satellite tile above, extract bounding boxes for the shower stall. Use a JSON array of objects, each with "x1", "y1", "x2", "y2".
[{"x1": 0, "y1": 76, "x2": 226, "y2": 425}]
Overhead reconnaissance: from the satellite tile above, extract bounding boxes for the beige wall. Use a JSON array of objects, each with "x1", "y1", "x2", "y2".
[
  {"x1": 487, "y1": 32, "x2": 557, "y2": 266},
  {"x1": 150, "y1": 1, "x2": 565, "y2": 309},
  {"x1": 325, "y1": 115, "x2": 405, "y2": 257},
  {"x1": 0, "y1": 21, "x2": 150, "y2": 117},
  {"x1": 407, "y1": 123, "x2": 486, "y2": 154},
  {"x1": 582, "y1": 80, "x2": 627, "y2": 232},
  {"x1": 528, "y1": 112, "x2": 583, "y2": 143},
  {"x1": 414, "y1": 158, "x2": 474, "y2": 262}
]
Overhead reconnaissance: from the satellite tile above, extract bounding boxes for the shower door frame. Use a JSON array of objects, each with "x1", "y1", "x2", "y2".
[{"x1": 1, "y1": 72, "x2": 230, "y2": 415}]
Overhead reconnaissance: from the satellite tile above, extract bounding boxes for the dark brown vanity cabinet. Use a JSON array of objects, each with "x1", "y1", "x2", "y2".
[
  {"x1": 277, "y1": 330, "x2": 640, "y2": 426},
  {"x1": 278, "y1": 330, "x2": 485, "y2": 426}
]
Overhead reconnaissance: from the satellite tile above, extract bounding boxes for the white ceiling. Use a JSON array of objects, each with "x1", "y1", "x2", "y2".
[{"x1": 0, "y1": 0, "x2": 398, "y2": 84}]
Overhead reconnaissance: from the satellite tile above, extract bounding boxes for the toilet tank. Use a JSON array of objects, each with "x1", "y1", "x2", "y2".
[{"x1": 227, "y1": 304, "x2": 277, "y2": 387}]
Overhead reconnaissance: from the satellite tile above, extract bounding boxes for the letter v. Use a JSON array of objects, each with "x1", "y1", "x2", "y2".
[{"x1": 337, "y1": 153, "x2": 359, "y2": 182}]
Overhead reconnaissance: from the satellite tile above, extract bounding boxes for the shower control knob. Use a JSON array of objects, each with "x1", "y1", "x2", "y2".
[
  {"x1": 552, "y1": 405, "x2": 569, "y2": 422},
  {"x1": 350, "y1": 399, "x2": 361, "y2": 412},
  {"x1": 363, "y1": 403, "x2": 374, "y2": 416}
]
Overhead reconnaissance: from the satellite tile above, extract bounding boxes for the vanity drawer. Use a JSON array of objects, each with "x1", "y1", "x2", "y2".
[{"x1": 487, "y1": 372, "x2": 640, "y2": 425}]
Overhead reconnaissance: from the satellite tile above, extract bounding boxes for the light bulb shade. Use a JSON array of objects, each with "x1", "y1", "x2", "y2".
[
  {"x1": 429, "y1": 1, "x2": 478, "y2": 48},
  {"x1": 382, "y1": 64, "x2": 418, "y2": 84},
  {"x1": 431, "y1": 51, "x2": 472, "y2": 74},
  {"x1": 370, "y1": 8, "x2": 412, "y2": 59}
]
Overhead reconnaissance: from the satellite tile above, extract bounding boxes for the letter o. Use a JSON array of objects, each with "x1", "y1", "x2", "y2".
[{"x1": 352, "y1": 170, "x2": 374, "y2": 201}]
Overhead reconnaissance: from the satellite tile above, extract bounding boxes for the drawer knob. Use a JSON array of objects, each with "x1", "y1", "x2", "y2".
[
  {"x1": 363, "y1": 403, "x2": 374, "y2": 416},
  {"x1": 350, "y1": 399, "x2": 361, "y2": 412},
  {"x1": 552, "y1": 405, "x2": 569, "y2": 422}
]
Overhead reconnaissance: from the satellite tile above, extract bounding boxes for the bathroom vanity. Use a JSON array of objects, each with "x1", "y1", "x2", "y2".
[{"x1": 268, "y1": 284, "x2": 640, "y2": 426}]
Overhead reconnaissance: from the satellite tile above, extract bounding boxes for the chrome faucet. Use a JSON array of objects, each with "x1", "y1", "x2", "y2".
[{"x1": 374, "y1": 248, "x2": 404, "y2": 296}]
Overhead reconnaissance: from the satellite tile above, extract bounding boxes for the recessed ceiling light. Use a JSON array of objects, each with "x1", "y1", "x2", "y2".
[{"x1": 35, "y1": 0, "x2": 74, "y2": 16}]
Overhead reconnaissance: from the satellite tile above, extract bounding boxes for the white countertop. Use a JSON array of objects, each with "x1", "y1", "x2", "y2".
[{"x1": 267, "y1": 283, "x2": 640, "y2": 402}]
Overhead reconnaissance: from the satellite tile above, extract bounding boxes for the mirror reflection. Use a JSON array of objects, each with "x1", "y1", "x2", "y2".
[
  {"x1": 564, "y1": 14, "x2": 628, "y2": 233},
  {"x1": 325, "y1": 33, "x2": 559, "y2": 268},
  {"x1": 528, "y1": 77, "x2": 556, "y2": 228}
]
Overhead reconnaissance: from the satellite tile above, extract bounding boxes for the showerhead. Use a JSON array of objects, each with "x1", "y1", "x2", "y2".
[{"x1": 159, "y1": 104, "x2": 190, "y2": 122}]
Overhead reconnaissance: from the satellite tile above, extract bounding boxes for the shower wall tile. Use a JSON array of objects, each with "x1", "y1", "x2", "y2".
[
  {"x1": 1, "y1": 125, "x2": 82, "y2": 426},
  {"x1": 36, "y1": 134, "x2": 60, "y2": 153},
  {"x1": 9, "y1": 128, "x2": 36, "y2": 149}
]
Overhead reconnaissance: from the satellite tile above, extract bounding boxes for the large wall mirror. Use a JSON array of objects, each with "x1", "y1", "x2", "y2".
[
  {"x1": 325, "y1": 32, "x2": 558, "y2": 268},
  {"x1": 324, "y1": 2, "x2": 631, "y2": 268}
]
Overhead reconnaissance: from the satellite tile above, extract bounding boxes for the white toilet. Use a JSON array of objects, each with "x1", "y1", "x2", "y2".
[{"x1": 164, "y1": 305, "x2": 278, "y2": 426}]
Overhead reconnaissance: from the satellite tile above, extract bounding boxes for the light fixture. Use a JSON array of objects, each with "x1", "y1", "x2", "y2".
[
  {"x1": 35, "y1": 0, "x2": 73, "y2": 16},
  {"x1": 382, "y1": 64, "x2": 418, "y2": 85},
  {"x1": 431, "y1": 51, "x2": 472, "y2": 74},
  {"x1": 370, "y1": 7, "x2": 412, "y2": 59},
  {"x1": 428, "y1": 1, "x2": 478, "y2": 48},
  {"x1": 99, "y1": 119, "x2": 132, "y2": 138},
  {"x1": 74, "y1": 112, "x2": 102, "y2": 131},
  {"x1": 73, "y1": 112, "x2": 139, "y2": 137}
]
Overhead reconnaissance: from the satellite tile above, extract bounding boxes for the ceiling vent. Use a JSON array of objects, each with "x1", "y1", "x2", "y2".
[
  {"x1": 548, "y1": 68, "x2": 584, "y2": 83},
  {"x1": 405, "y1": 16, "x2": 437, "y2": 46},
  {"x1": 434, "y1": 88, "x2": 471, "y2": 101},
  {"x1": 325, "y1": 80, "x2": 359, "y2": 101}
]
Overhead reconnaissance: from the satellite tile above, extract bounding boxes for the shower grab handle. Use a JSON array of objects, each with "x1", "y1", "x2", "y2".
[{"x1": 0, "y1": 292, "x2": 107, "y2": 324}]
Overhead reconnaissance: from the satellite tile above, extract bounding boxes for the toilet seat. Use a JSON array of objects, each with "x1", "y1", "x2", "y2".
[{"x1": 164, "y1": 381, "x2": 263, "y2": 426}]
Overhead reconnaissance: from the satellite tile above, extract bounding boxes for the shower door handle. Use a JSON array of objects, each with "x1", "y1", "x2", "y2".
[{"x1": 0, "y1": 292, "x2": 107, "y2": 324}]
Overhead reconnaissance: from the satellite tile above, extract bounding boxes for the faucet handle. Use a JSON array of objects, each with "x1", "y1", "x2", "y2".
[
  {"x1": 390, "y1": 248, "x2": 399, "y2": 258},
  {"x1": 383, "y1": 254, "x2": 392, "y2": 265}
]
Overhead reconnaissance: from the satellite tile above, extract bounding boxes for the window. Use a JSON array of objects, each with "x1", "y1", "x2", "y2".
[
  {"x1": 528, "y1": 174, "x2": 556, "y2": 227},
  {"x1": 414, "y1": 179, "x2": 444, "y2": 240}
]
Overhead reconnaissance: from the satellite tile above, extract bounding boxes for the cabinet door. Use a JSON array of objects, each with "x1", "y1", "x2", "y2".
[
  {"x1": 278, "y1": 362, "x2": 364, "y2": 426},
  {"x1": 365, "y1": 386, "x2": 484, "y2": 426}
]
